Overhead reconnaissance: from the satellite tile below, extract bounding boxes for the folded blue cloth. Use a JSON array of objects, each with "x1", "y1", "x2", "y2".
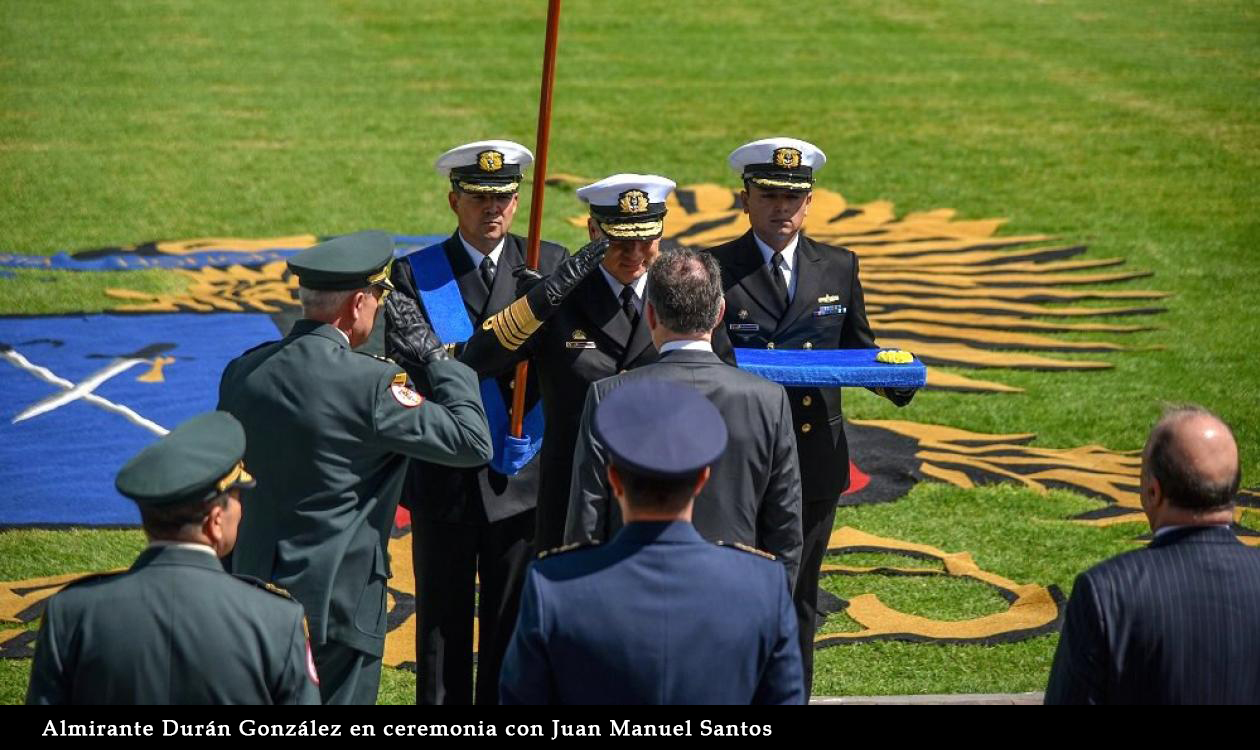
[{"x1": 733, "y1": 348, "x2": 927, "y2": 388}]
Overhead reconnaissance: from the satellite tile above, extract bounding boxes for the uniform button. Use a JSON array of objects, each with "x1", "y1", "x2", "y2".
[
  {"x1": 766, "y1": 342, "x2": 776, "y2": 349},
  {"x1": 509, "y1": 380, "x2": 516, "y2": 389},
  {"x1": 804, "y1": 341, "x2": 813, "y2": 349},
  {"x1": 802, "y1": 396, "x2": 812, "y2": 407},
  {"x1": 801, "y1": 423, "x2": 812, "y2": 434}
]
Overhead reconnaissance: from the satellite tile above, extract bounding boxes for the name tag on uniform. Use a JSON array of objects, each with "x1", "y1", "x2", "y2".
[
  {"x1": 814, "y1": 304, "x2": 847, "y2": 317},
  {"x1": 566, "y1": 340, "x2": 597, "y2": 349},
  {"x1": 728, "y1": 323, "x2": 760, "y2": 332}
]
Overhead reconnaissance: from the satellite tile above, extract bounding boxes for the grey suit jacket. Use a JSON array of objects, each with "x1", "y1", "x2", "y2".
[
  {"x1": 564, "y1": 348, "x2": 802, "y2": 588},
  {"x1": 1045, "y1": 525, "x2": 1260, "y2": 704}
]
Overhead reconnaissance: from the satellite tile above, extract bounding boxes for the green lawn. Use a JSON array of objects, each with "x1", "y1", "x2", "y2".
[{"x1": 2, "y1": 0, "x2": 1257, "y2": 701}]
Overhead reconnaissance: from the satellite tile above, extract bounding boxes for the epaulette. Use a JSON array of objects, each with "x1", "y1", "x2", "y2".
[
  {"x1": 716, "y1": 541, "x2": 776, "y2": 561},
  {"x1": 353, "y1": 350, "x2": 396, "y2": 365},
  {"x1": 537, "y1": 540, "x2": 600, "y2": 560},
  {"x1": 232, "y1": 574, "x2": 295, "y2": 600},
  {"x1": 60, "y1": 570, "x2": 126, "y2": 589},
  {"x1": 239, "y1": 340, "x2": 276, "y2": 357}
]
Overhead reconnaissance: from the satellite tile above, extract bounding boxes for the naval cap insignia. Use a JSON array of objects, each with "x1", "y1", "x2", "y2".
[
  {"x1": 478, "y1": 150, "x2": 505, "y2": 172},
  {"x1": 773, "y1": 147, "x2": 802, "y2": 169},
  {"x1": 618, "y1": 189, "x2": 650, "y2": 215}
]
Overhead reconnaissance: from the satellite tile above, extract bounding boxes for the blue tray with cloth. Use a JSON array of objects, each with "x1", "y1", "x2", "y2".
[{"x1": 733, "y1": 348, "x2": 927, "y2": 388}]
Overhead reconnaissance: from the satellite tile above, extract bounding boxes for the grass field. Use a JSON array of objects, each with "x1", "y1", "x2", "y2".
[{"x1": 2, "y1": 0, "x2": 1258, "y2": 702}]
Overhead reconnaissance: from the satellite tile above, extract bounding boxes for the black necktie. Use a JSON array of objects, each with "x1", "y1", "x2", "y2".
[
  {"x1": 620, "y1": 286, "x2": 640, "y2": 330},
  {"x1": 479, "y1": 256, "x2": 496, "y2": 290},
  {"x1": 770, "y1": 252, "x2": 790, "y2": 307}
]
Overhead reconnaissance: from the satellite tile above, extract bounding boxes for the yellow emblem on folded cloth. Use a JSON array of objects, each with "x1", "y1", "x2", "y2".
[{"x1": 876, "y1": 349, "x2": 914, "y2": 365}]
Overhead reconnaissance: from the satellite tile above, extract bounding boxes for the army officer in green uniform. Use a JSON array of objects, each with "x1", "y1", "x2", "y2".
[
  {"x1": 26, "y1": 411, "x2": 321, "y2": 705},
  {"x1": 218, "y1": 231, "x2": 493, "y2": 705}
]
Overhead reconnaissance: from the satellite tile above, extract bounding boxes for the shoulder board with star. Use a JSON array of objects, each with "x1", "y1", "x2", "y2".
[
  {"x1": 537, "y1": 540, "x2": 600, "y2": 560},
  {"x1": 232, "y1": 574, "x2": 295, "y2": 600},
  {"x1": 716, "y1": 541, "x2": 776, "y2": 561}
]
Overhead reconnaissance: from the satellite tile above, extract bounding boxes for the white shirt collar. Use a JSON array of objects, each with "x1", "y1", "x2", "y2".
[
  {"x1": 752, "y1": 231, "x2": 800, "y2": 270},
  {"x1": 659, "y1": 339, "x2": 713, "y2": 354},
  {"x1": 330, "y1": 326, "x2": 351, "y2": 346},
  {"x1": 599, "y1": 266, "x2": 648, "y2": 306},
  {"x1": 147, "y1": 540, "x2": 219, "y2": 557},
  {"x1": 458, "y1": 232, "x2": 506, "y2": 269},
  {"x1": 1154, "y1": 523, "x2": 1232, "y2": 538}
]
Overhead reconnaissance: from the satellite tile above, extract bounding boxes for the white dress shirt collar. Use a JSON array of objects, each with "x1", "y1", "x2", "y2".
[
  {"x1": 752, "y1": 231, "x2": 800, "y2": 271},
  {"x1": 599, "y1": 266, "x2": 648, "y2": 311},
  {"x1": 659, "y1": 339, "x2": 714, "y2": 354},
  {"x1": 458, "y1": 232, "x2": 506, "y2": 269},
  {"x1": 147, "y1": 540, "x2": 219, "y2": 557},
  {"x1": 1154, "y1": 523, "x2": 1232, "y2": 538}
]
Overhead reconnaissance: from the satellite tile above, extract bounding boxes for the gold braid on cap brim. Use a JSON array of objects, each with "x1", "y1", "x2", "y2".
[
  {"x1": 749, "y1": 176, "x2": 814, "y2": 191},
  {"x1": 367, "y1": 261, "x2": 395, "y2": 288},
  {"x1": 482, "y1": 295, "x2": 542, "y2": 350},
  {"x1": 597, "y1": 219, "x2": 665, "y2": 239},
  {"x1": 215, "y1": 461, "x2": 254, "y2": 493},
  {"x1": 456, "y1": 180, "x2": 521, "y2": 194}
]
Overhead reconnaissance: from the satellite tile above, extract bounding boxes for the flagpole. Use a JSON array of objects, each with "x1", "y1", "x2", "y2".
[{"x1": 510, "y1": 0, "x2": 562, "y2": 437}]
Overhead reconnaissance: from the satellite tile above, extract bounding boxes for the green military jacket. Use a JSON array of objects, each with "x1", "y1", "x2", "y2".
[
  {"x1": 26, "y1": 544, "x2": 320, "y2": 705},
  {"x1": 218, "y1": 320, "x2": 491, "y2": 656}
]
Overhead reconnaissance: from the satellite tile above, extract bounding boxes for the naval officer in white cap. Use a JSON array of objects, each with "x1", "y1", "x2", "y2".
[
  {"x1": 705, "y1": 137, "x2": 917, "y2": 696},
  {"x1": 461, "y1": 173, "x2": 679, "y2": 553},
  {"x1": 386, "y1": 139, "x2": 569, "y2": 705}
]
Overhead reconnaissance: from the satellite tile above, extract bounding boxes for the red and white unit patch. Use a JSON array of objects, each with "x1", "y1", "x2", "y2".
[
  {"x1": 390, "y1": 383, "x2": 424, "y2": 408},
  {"x1": 305, "y1": 640, "x2": 320, "y2": 685}
]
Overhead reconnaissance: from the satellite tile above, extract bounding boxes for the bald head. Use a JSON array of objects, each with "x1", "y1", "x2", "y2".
[{"x1": 1143, "y1": 406, "x2": 1240, "y2": 512}]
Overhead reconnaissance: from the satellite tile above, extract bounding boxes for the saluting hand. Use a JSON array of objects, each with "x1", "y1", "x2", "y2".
[
  {"x1": 384, "y1": 292, "x2": 449, "y2": 367},
  {"x1": 540, "y1": 238, "x2": 609, "y2": 307}
]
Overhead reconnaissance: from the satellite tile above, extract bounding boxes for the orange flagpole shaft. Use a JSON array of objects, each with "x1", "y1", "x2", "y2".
[{"x1": 510, "y1": 0, "x2": 562, "y2": 438}]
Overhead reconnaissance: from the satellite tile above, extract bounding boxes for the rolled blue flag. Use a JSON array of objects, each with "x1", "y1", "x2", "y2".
[{"x1": 733, "y1": 347, "x2": 927, "y2": 389}]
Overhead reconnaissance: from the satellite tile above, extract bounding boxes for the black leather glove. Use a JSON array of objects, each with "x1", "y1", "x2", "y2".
[
  {"x1": 528, "y1": 238, "x2": 609, "y2": 316},
  {"x1": 883, "y1": 387, "x2": 916, "y2": 407},
  {"x1": 384, "y1": 292, "x2": 449, "y2": 367},
  {"x1": 513, "y1": 265, "x2": 545, "y2": 295}
]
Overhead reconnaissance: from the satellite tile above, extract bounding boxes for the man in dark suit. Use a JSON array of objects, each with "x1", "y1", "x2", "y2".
[
  {"x1": 705, "y1": 137, "x2": 916, "y2": 693},
  {"x1": 462, "y1": 174, "x2": 679, "y2": 552},
  {"x1": 218, "y1": 230, "x2": 493, "y2": 705},
  {"x1": 386, "y1": 140, "x2": 567, "y2": 705},
  {"x1": 565, "y1": 246, "x2": 802, "y2": 586},
  {"x1": 26, "y1": 411, "x2": 320, "y2": 705},
  {"x1": 1045, "y1": 406, "x2": 1260, "y2": 704},
  {"x1": 500, "y1": 379, "x2": 804, "y2": 705}
]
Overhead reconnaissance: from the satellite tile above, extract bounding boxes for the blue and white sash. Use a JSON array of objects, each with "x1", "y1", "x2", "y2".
[{"x1": 407, "y1": 244, "x2": 544, "y2": 476}]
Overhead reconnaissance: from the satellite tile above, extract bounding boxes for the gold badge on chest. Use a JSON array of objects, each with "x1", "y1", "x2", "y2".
[{"x1": 566, "y1": 328, "x2": 596, "y2": 349}]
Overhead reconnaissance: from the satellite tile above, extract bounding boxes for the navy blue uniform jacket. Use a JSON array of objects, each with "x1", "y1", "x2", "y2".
[{"x1": 499, "y1": 521, "x2": 804, "y2": 705}]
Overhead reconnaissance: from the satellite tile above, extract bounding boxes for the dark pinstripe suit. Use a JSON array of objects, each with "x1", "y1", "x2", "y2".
[{"x1": 1045, "y1": 525, "x2": 1260, "y2": 704}]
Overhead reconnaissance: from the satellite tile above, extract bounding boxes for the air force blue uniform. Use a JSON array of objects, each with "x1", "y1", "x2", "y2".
[{"x1": 501, "y1": 521, "x2": 803, "y2": 704}]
